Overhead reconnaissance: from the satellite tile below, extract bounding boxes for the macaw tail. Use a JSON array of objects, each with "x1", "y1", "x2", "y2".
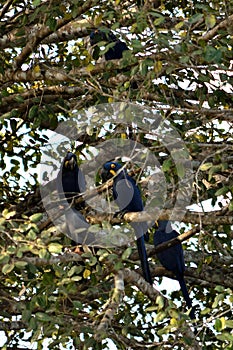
[
  {"x1": 178, "y1": 276, "x2": 195, "y2": 319},
  {"x1": 136, "y1": 236, "x2": 153, "y2": 285}
]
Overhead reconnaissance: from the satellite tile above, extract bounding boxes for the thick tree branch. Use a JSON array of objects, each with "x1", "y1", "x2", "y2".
[
  {"x1": 87, "y1": 209, "x2": 233, "y2": 226},
  {"x1": 200, "y1": 14, "x2": 233, "y2": 42},
  {"x1": 0, "y1": 20, "x2": 90, "y2": 49},
  {"x1": 11, "y1": 0, "x2": 98, "y2": 70}
]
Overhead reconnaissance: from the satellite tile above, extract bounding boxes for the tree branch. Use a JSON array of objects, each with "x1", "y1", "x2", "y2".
[
  {"x1": 87, "y1": 209, "x2": 233, "y2": 226},
  {"x1": 95, "y1": 270, "x2": 125, "y2": 341},
  {"x1": 200, "y1": 14, "x2": 233, "y2": 42},
  {"x1": 0, "y1": 320, "x2": 25, "y2": 331},
  {"x1": 0, "y1": 0, "x2": 14, "y2": 20},
  {"x1": 11, "y1": 0, "x2": 98, "y2": 70},
  {"x1": 123, "y1": 268, "x2": 167, "y2": 303}
]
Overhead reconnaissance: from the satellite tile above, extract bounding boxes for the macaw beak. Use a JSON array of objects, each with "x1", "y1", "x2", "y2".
[{"x1": 64, "y1": 157, "x2": 76, "y2": 170}]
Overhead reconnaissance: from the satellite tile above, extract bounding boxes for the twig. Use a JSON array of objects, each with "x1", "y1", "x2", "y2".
[{"x1": 94, "y1": 270, "x2": 124, "y2": 341}]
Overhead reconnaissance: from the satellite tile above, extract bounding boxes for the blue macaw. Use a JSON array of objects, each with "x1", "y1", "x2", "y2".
[
  {"x1": 57, "y1": 151, "x2": 86, "y2": 208},
  {"x1": 90, "y1": 29, "x2": 129, "y2": 61},
  {"x1": 101, "y1": 161, "x2": 152, "y2": 285},
  {"x1": 154, "y1": 220, "x2": 195, "y2": 319},
  {"x1": 56, "y1": 152, "x2": 93, "y2": 246}
]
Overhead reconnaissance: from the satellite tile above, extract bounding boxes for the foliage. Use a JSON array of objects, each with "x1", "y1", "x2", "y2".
[{"x1": 0, "y1": 0, "x2": 232, "y2": 349}]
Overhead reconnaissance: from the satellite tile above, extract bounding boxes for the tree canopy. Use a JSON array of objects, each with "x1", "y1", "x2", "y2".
[{"x1": 0, "y1": 0, "x2": 232, "y2": 349}]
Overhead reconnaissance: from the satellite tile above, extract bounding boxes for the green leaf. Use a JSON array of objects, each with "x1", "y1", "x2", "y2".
[
  {"x1": 89, "y1": 255, "x2": 97, "y2": 266},
  {"x1": 162, "y1": 159, "x2": 172, "y2": 172},
  {"x1": 71, "y1": 276, "x2": 83, "y2": 282},
  {"x1": 205, "y1": 14, "x2": 216, "y2": 29},
  {"x1": 131, "y1": 39, "x2": 143, "y2": 50},
  {"x1": 0, "y1": 254, "x2": 10, "y2": 264},
  {"x1": 29, "y1": 213, "x2": 43, "y2": 223},
  {"x1": 67, "y1": 265, "x2": 83, "y2": 278},
  {"x1": 212, "y1": 293, "x2": 224, "y2": 308},
  {"x1": 189, "y1": 13, "x2": 203, "y2": 24},
  {"x1": 39, "y1": 248, "x2": 49, "y2": 259},
  {"x1": 36, "y1": 312, "x2": 52, "y2": 322},
  {"x1": 73, "y1": 301, "x2": 83, "y2": 310},
  {"x1": 139, "y1": 58, "x2": 153, "y2": 76},
  {"x1": 27, "y1": 229, "x2": 37, "y2": 240},
  {"x1": 0, "y1": 217, "x2": 6, "y2": 226},
  {"x1": 215, "y1": 186, "x2": 229, "y2": 196},
  {"x1": 229, "y1": 201, "x2": 233, "y2": 211},
  {"x1": 114, "y1": 261, "x2": 123, "y2": 270},
  {"x1": 154, "y1": 311, "x2": 167, "y2": 323},
  {"x1": 215, "y1": 318, "x2": 222, "y2": 331},
  {"x1": 32, "y1": 0, "x2": 41, "y2": 6},
  {"x1": 28, "y1": 105, "x2": 38, "y2": 120},
  {"x1": 48, "y1": 243, "x2": 63, "y2": 254},
  {"x1": 22, "y1": 309, "x2": 32, "y2": 322},
  {"x1": 208, "y1": 165, "x2": 222, "y2": 181},
  {"x1": 2, "y1": 263, "x2": 14, "y2": 274},
  {"x1": 201, "y1": 307, "x2": 211, "y2": 315},
  {"x1": 146, "y1": 305, "x2": 158, "y2": 312},
  {"x1": 2, "y1": 209, "x2": 16, "y2": 219},
  {"x1": 15, "y1": 261, "x2": 28, "y2": 269},
  {"x1": 29, "y1": 317, "x2": 37, "y2": 330},
  {"x1": 216, "y1": 333, "x2": 233, "y2": 342},
  {"x1": 204, "y1": 46, "x2": 222, "y2": 63},
  {"x1": 225, "y1": 320, "x2": 233, "y2": 329},
  {"x1": 121, "y1": 247, "x2": 132, "y2": 260},
  {"x1": 156, "y1": 295, "x2": 165, "y2": 310},
  {"x1": 199, "y1": 162, "x2": 213, "y2": 171},
  {"x1": 46, "y1": 17, "x2": 57, "y2": 31},
  {"x1": 153, "y1": 16, "x2": 165, "y2": 26},
  {"x1": 176, "y1": 162, "x2": 185, "y2": 178}
]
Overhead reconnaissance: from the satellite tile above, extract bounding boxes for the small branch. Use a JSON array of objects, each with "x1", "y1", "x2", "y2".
[
  {"x1": 0, "y1": 320, "x2": 25, "y2": 331},
  {"x1": 186, "y1": 266, "x2": 233, "y2": 289},
  {"x1": 0, "y1": 0, "x2": 14, "y2": 20},
  {"x1": 123, "y1": 268, "x2": 167, "y2": 304},
  {"x1": 17, "y1": 252, "x2": 83, "y2": 266},
  {"x1": 182, "y1": 326, "x2": 202, "y2": 350},
  {"x1": 153, "y1": 226, "x2": 200, "y2": 254},
  {"x1": 94, "y1": 270, "x2": 125, "y2": 341}
]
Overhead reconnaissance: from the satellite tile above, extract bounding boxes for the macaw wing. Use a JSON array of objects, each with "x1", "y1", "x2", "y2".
[
  {"x1": 154, "y1": 229, "x2": 185, "y2": 275},
  {"x1": 113, "y1": 177, "x2": 135, "y2": 212},
  {"x1": 65, "y1": 208, "x2": 94, "y2": 245}
]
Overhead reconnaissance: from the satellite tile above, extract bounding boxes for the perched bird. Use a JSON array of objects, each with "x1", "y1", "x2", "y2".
[
  {"x1": 90, "y1": 29, "x2": 129, "y2": 61},
  {"x1": 154, "y1": 220, "x2": 195, "y2": 319},
  {"x1": 101, "y1": 161, "x2": 152, "y2": 285},
  {"x1": 57, "y1": 151, "x2": 94, "y2": 246},
  {"x1": 90, "y1": 29, "x2": 139, "y2": 89},
  {"x1": 57, "y1": 151, "x2": 86, "y2": 209}
]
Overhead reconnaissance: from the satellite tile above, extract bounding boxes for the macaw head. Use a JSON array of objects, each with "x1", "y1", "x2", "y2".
[
  {"x1": 101, "y1": 161, "x2": 122, "y2": 182},
  {"x1": 90, "y1": 29, "x2": 117, "y2": 46},
  {"x1": 63, "y1": 152, "x2": 77, "y2": 171},
  {"x1": 90, "y1": 29, "x2": 104, "y2": 46}
]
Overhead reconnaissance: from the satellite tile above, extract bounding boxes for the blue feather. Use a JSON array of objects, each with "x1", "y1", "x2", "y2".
[
  {"x1": 102, "y1": 162, "x2": 152, "y2": 285},
  {"x1": 154, "y1": 221, "x2": 195, "y2": 319}
]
